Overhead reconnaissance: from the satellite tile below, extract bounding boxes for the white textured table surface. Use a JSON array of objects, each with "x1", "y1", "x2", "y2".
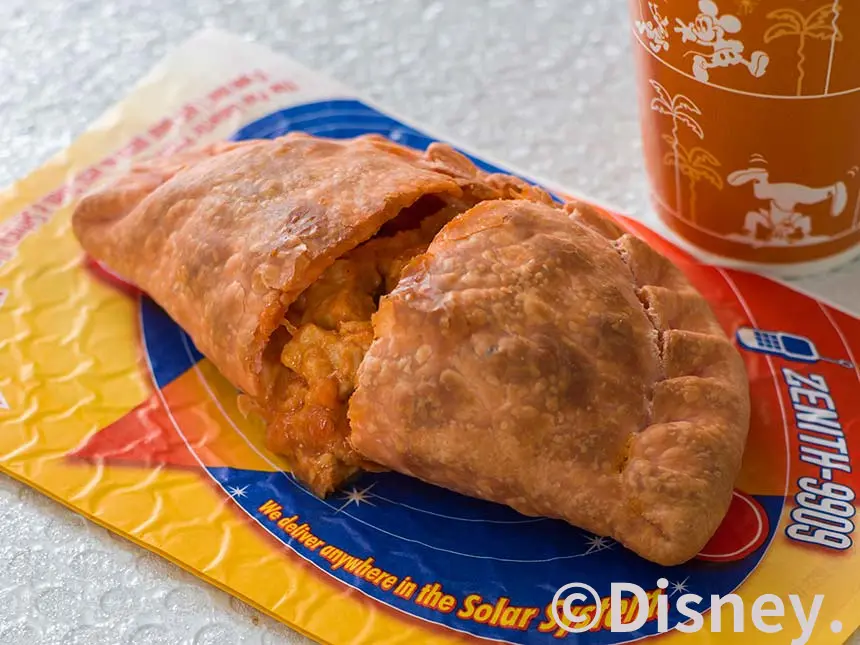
[{"x1": 1, "y1": 1, "x2": 858, "y2": 644}]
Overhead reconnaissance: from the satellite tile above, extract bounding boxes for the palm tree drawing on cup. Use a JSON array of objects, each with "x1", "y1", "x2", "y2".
[
  {"x1": 662, "y1": 138, "x2": 723, "y2": 222},
  {"x1": 764, "y1": 3, "x2": 843, "y2": 96},
  {"x1": 649, "y1": 80, "x2": 705, "y2": 218}
]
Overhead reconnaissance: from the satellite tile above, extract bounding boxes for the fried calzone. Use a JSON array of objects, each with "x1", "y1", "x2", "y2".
[
  {"x1": 73, "y1": 134, "x2": 750, "y2": 565},
  {"x1": 72, "y1": 133, "x2": 551, "y2": 496}
]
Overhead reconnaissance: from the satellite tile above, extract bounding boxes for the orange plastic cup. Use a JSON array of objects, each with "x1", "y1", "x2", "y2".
[{"x1": 630, "y1": 0, "x2": 860, "y2": 275}]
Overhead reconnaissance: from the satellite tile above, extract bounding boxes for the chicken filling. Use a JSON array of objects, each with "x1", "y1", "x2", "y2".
[{"x1": 263, "y1": 195, "x2": 468, "y2": 495}]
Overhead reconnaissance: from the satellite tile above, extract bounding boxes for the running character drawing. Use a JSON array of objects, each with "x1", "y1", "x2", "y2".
[
  {"x1": 636, "y1": 2, "x2": 671, "y2": 53},
  {"x1": 728, "y1": 163, "x2": 848, "y2": 243},
  {"x1": 675, "y1": 0, "x2": 770, "y2": 82}
]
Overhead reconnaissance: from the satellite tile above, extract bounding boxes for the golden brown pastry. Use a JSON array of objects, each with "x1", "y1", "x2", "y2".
[
  {"x1": 74, "y1": 132, "x2": 750, "y2": 564},
  {"x1": 73, "y1": 133, "x2": 552, "y2": 495},
  {"x1": 348, "y1": 199, "x2": 750, "y2": 566}
]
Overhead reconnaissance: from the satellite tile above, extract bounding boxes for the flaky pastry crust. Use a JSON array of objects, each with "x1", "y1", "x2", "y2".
[
  {"x1": 349, "y1": 199, "x2": 750, "y2": 565},
  {"x1": 73, "y1": 134, "x2": 481, "y2": 397}
]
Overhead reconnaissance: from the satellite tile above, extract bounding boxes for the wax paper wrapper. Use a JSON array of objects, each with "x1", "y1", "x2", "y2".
[{"x1": 1, "y1": 29, "x2": 858, "y2": 645}]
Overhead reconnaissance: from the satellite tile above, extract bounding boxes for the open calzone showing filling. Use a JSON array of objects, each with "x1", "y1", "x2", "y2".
[{"x1": 73, "y1": 132, "x2": 750, "y2": 565}]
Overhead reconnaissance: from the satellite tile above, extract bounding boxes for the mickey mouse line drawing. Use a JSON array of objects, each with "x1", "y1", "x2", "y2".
[{"x1": 675, "y1": 0, "x2": 770, "y2": 82}]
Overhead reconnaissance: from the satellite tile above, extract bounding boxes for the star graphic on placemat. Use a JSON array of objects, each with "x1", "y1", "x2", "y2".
[
  {"x1": 670, "y1": 577, "x2": 690, "y2": 597},
  {"x1": 584, "y1": 535, "x2": 614, "y2": 554},
  {"x1": 227, "y1": 485, "x2": 249, "y2": 499},
  {"x1": 336, "y1": 483, "x2": 377, "y2": 512}
]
